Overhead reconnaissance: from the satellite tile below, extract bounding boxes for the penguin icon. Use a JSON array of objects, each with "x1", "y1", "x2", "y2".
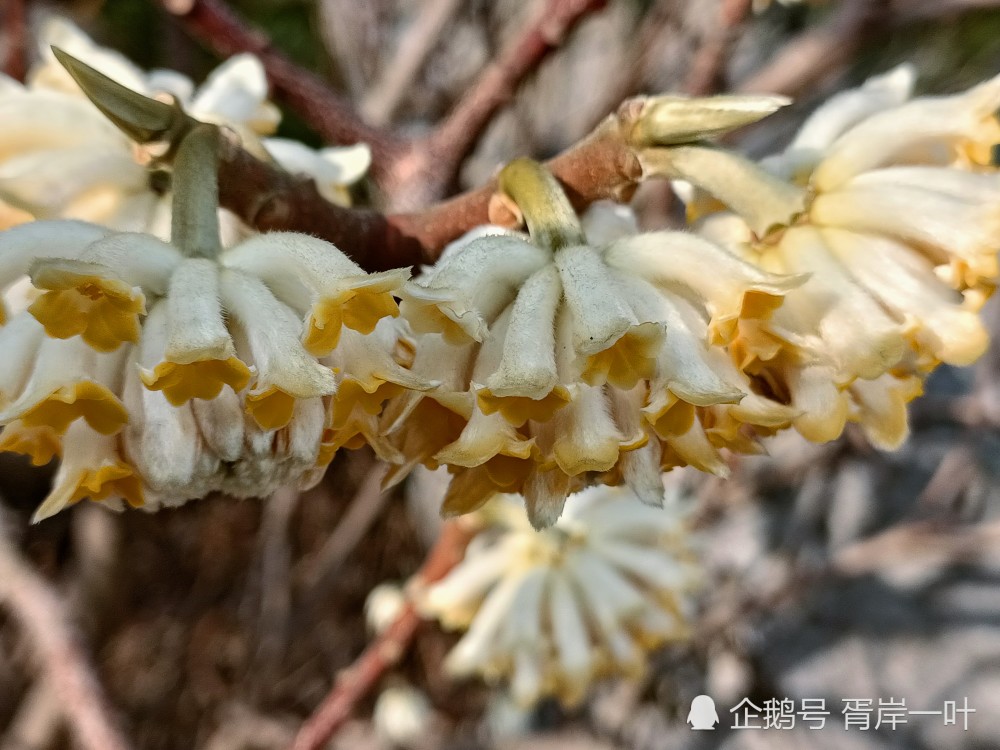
[{"x1": 687, "y1": 695, "x2": 719, "y2": 730}]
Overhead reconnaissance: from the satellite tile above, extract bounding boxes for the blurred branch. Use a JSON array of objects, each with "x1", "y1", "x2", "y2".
[
  {"x1": 289, "y1": 520, "x2": 476, "y2": 750},
  {"x1": 402, "y1": 0, "x2": 608, "y2": 207},
  {"x1": 298, "y1": 463, "x2": 390, "y2": 596},
  {"x1": 0, "y1": 0, "x2": 27, "y2": 82},
  {"x1": 361, "y1": 0, "x2": 464, "y2": 125},
  {"x1": 0, "y1": 512, "x2": 133, "y2": 750},
  {"x1": 683, "y1": 0, "x2": 754, "y2": 95},
  {"x1": 891, "y1": 0, "x2": 1000, "y2": 21},
  {"x1": 157, "y1": 0, "x2": 407, "y2": 173},
  {"x1": 159, "y1": 0, "x2": 604, "y2": 205},
  {"x1": 737, "y1": 0, "x2": 888, "y2": 97}
]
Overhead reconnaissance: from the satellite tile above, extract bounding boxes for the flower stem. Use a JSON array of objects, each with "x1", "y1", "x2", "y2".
[
  {"x1": 498, "y1": 158, "x2": 585, "y2": 249},
  {"x1": 171, "y1": 124, "x2": 223, "y2": 258}
]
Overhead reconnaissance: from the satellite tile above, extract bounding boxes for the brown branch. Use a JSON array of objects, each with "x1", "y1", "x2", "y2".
[
  {"x1": 683, "y1": 0, "x2": 754, "y2": 96},
  {"x1": 217, "y1": 104, "x2": 642, "y2": 268},
  {"x1": 157, "y1": 0, "x2": 406, "y2": 174},
  {"x1": 216, "y1": 138, "x2": 428, "y2": 270},
  {"x1": 0, "y1": 512, "x2": 133, "y2": 750},
  {"x1": 0, "y1": 0, "x2": 27, "y2": 82},
  {"x1": 288, "y1": 520, "x2": 476, "y2": 750}
]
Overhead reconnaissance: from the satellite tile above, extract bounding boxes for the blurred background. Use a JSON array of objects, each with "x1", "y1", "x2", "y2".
[{"x1": 3, "y1": 0, "x2": 1000, "y2": 748}]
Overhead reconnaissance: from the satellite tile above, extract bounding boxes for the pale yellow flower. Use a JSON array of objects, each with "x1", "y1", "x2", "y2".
[
  {"x1": 0, "y1": 220, "x2": 423, "y2": 520},
  {"x1": 386, "y1": 190, "x2": 801, "y2": 527},
  {"x1": 419, "y1": 486, "x2": 699, "y2": 707},
  {"x1": 673, "y1": 67, "x2": 1000, "y2": 449}
]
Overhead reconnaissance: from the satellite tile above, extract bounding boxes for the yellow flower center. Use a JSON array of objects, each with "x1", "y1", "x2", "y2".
[{"x1": 303, "y1": 289, "x2": 400, "y2": 356}]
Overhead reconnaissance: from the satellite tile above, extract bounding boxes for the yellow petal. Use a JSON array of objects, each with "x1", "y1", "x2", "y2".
[
  {"x1": 19, "y1": 381, "x2": 128, "y2": 435},
  {"x1": 476, "y1": 386, "x2": 571, "y2": 428},
  {"x1": 29, "y1": 262, "x2": 144, "y2": 351},
  {"x1": 245, "y1": 386, "x2": 297, "y2": 430},
  {"x1": 140, "y1": 357, "x2": 252, "y2": 405},
  {"x1": 304, "y1": 286, "x2": 401, "y2": 357},
  {"x1": 0, "y1": 420, "x2": 61, "y2": 465}
]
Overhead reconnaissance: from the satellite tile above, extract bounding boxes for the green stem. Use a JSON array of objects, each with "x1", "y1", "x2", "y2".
[
  {"x1": 171, "y1": 124, "x2": 223, "y2": 258},
  {"x1": 497, "y1": 158, "x2": 584, "y2": 250}
]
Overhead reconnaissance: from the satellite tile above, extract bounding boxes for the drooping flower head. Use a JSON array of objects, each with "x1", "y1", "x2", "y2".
[
  {"x1": 0, "y1": 59, "x2": 428, "y2": 521},
  {"x1": 385, "y1": 154, "x2": 802, "y2": 527},
  {"x1": 659, "y1": 66, "x2": 1000, "y2": 449},
  {"x1": 419, "y1": 485, "x2": 700, "y2": 707}
]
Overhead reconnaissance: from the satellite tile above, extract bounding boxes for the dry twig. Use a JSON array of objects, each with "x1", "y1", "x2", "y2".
[
  {"x1": 288, "y1": 520, "x2": 476, "y2": 750},
  {"x1": 361, "y1": 0, "x2": 464, "y2": 125},
  {"x1": 683, "y1": 0, "x2": 754, "y2": 95},
  {"x1": 737, "y1": 0, "x2": 888, "y2": 96},
  {"x1": 395, "y1": 0, "x2": 610, "y2": 207},
  {"x1": 0, "y1": 512, "x2": 133, "y2": 750}
]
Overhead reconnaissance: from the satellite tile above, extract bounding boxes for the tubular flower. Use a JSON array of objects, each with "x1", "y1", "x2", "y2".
[
  {"x1": 386, "y1": 161, "x2": 802, "y2": 527},
  {"x1": 670, "y1": 66, "x2": 1000, "y2": 449},
  {"x1": 0, "y1": 124, "x2": 422, "y2": 521},
  {"x1": 418, "y1": 486, "x2": 700, "y2": 708},
  {"x1": 0, "y1": 17, "x2": 369, "y2": 236}
]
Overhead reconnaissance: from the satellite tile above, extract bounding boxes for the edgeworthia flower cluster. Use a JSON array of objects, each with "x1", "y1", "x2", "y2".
[
  {"x1": 1, "y1": 32, "x2": 1000, "y2": 537},
  {"x1": 661, "y1": 65, "x2": 1000, "y2": 450},
  {"x1": 0, "y1": 115, "x2": 425, "y2": 521},
  {"x1": 0, "y1": 17, "x2": 370, "y2": 235},
  {"x1": 418, "y1": 486, "x2": 699, "y2": 706},
  {"x1": 384, "y1": 157, "x2": 802, "y2": 527}
]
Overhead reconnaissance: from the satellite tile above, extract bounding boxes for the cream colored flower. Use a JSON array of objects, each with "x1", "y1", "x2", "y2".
[
  {"x1": 386, "y1": 166, "x2": 801, "y2": 527},
  {"x1": 0, "y1": 217, "x2": 422, "y2": 520},
  {"x1": 672, "y1": 67, "x2": 1000, "y2": 449},
  {"x1": 419, "y1": 486, "x2": 699, "y2": 707}
]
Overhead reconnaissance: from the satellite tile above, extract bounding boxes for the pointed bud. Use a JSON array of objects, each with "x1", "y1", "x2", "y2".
[
  {"x1": 51, "y1": 47, "x2": 189, "y2": 145},
  {"x1": 626, "y1": 94, "x2": 790, "y2": 147}
]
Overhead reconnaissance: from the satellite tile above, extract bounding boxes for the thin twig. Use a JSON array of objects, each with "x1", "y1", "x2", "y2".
[
  {"x1": 157, "y1": 0, "x2": 406, "y2": 174},
  {"x1": 683, "y1": 0, "x2": 754, "y2": 95},
  {"x1": 298, "y1": 464, "x2": 391, "y2": 595},
  {"x1": 361, "y1": 0, "x2": 464, "y2": 126},
  {"x1": 397, "y1": 0, "x2": 608, "y2": 207},
  {"x1": 737, "y1": 0, "x2": 888, "y2": 96},
  {"x1": 0, "y1": 511, "x2": 133, "y2": 750},
  {"x1": 250, "y1": 486, "x2": 300, "y2": 671},
  {"x1": 288, "y1": 520, "x2": 476, "y2": 750}
]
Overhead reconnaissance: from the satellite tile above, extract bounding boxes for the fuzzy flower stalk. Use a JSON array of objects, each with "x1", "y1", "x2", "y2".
[
  {"x1": 0, "y1": 54, "x2": 429, "y2": 521},
  {"x1": 418, "y1": 486, "x2": 700, "y2": 707}
]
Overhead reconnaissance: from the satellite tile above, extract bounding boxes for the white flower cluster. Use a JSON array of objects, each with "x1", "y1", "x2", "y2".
[
  {"x1": 676, "y1": 65, "x2": 1000, "y2": 449},
  {"x1": 419, "y1": 485, "x2": 699, "y2": 706}
]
